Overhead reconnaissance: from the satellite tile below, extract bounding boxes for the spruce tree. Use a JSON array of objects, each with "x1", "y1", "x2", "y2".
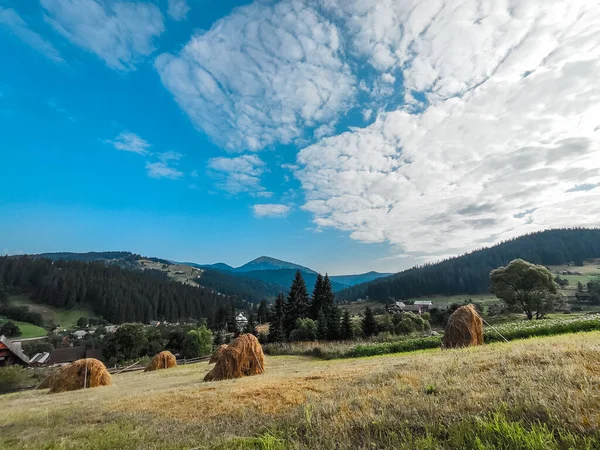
[
  {"x1": 257, "y1": 299, "x2": 268, "y2": 324},
  {"x1": 268, "y1": 293, "x2": 286, "y2": 343},
  {"x1": 244, "y1": 312, "x2": 257, "y2": 336},
  {"x1": 341, "y1": 310, "x2": 354, "y2": 340},
  {"x1": 316, "y1": 309, "x2": 328, "y2": 340},
  {"x1": 284, "y1": 270, "x2": 310, "y2": 337},
  {"x1": 322, "y1": 275, "x2": 340, "y2": 340},
  {"x1": 362, "y1": 306, "x2": 378, "y2": 337},
  {"x1": 310, "y1": 274, "x2": 325, "y2": 320}
]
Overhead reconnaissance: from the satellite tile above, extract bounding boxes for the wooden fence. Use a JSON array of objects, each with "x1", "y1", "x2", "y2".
[{"x1": 107, "y1": 355, "x2": 210, "y2": 374}]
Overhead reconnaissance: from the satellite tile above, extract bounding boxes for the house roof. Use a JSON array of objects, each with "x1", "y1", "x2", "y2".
[
  {"x1": 0, "y1": 335, "x2": 30, "y2": 364},
  {"x1": 49, "y1": 347, "x2": 104, "y2": 364},
  {"x1": 30, "y1": 352, "x2": 50, "y2": 364},
  {"x1": 414, "y1": 300, "x2": 433, "y2": 305}
]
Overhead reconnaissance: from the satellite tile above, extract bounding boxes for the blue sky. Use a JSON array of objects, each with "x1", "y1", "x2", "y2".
[{"x1": 2, "y1": 0, "x2": 600, "y2": 274}]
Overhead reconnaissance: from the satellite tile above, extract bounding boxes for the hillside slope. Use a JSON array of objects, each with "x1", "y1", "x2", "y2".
[
  {"x1": 2, "y1": 332, "x2": 599, "y2": 448},
  {"x1": 339, "y1": 228, "x2": 600, "y2": 301}
]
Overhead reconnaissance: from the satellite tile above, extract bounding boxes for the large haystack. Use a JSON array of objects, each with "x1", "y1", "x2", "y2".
[
  {"x1": 442, "y1": 304, "x2": 484, "y2": 349},
  {"x1": 204, "y1": 334, "x2": 264, "y2": 382},
  {"x1": 43, "y1": 358, "x2": 111, "y2": 393},
  {"x1": 209, "y1": 344, "x2": 228, "y2": 364},
  {"x1": 38, "y1": 367, "x2": 65, "y2": 390},
  {"x1": 145, "y1": 351, "x2": 177, "y2": 372}
]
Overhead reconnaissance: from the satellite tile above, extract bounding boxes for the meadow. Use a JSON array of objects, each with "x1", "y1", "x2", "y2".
[
  {"x1": 9, "y1": 294, "x2": 96, "y2": 330},
  {"x1": 0, "y1": 316, "x2": 47, "y2": 339},
  {"x1": 1, "y1": 332, "x2": 600, "y2": 449}
]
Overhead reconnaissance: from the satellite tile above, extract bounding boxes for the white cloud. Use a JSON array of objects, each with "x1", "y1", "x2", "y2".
[
  {"x1": 146, "y1": 161, "x2": 183, "y2": 179},
  {"x1": 0, "y1": 7, "x2": 63, "y2": 62},
  {"x1": 155, "y1": 0, "x2": 355, "y2": 151},
  {"x1": 297, "y1": 0, "x2": 600, "y2": 258},
  {"x1": 253, "y1": 204, "x2": 291, "y2": 218},
  {"x1": 158, "y1": 151, "x2": 182, "y2": 162},
  {"x1": 167, "y1": 0, "x2": 189, "y2": 21},
  {"x1": 207, "y1": 154, "x2": 268, "y2": 195},
  {"x1": 105, "y1": 131, "x2": 151, "y2": 155},
  {"x1": 41, "y1": 0, "x2": 164, "y2": 71}
]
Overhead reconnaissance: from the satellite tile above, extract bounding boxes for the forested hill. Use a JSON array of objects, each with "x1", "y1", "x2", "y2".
[
  {"x1": 0, "y1": 256, "x2": 242, "y2": 326},
  {"x1": 338, "y1": 228, "x2": 600, "y2": 302}
]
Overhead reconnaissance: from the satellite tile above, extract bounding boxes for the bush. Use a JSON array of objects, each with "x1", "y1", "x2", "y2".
[
  {"x1": 289, "y1": 318, "x2": 318, "y2": 342},
  {"x1": 0, "y1": 321, "x2": 21, "y2": 338},
  {"x1": 0, "y1": 366, "x2": 31, "y2": 393},
  {"x1": 181, "y1": 326, "x2": 213, "y2": 358}
]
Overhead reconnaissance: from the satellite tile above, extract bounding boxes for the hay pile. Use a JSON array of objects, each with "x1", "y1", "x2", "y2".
[
  {"x1": 442, "y1": 304, "x2": 484, "y2": 349},
  {"x1": 145, "y1": 351, "x2": 177, "y2": 372},
  {"x1": 41, "y1": 358, "x2": 112, "y2": 393},
  {"x1": 204, "y1": 334, "x2": 264, "y2": 382},
  {"x1": 209, "y1": 344, "x2": 228, "y2": 364}
]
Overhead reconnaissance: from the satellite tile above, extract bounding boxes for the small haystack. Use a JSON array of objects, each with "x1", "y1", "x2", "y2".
[
  {"x1": 209, "y1": 344, "x2": 228, "y2": 364},
  {"x1": 442, "y1": 304, "x2": 484, "y2": 349},
  {"x1": 43, "y1": 358, "x2": 111, "y2": 393},
  {"x1": 204, "y1": 334, "x2": 264, "y2": 382},
  {"x1": 145, "y1": 351, "x2": 177, "y2": 372}
]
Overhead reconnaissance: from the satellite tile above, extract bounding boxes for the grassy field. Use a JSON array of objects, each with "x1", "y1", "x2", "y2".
[
  {"x1": 2, "y1": 332, "x2": 600, "y2": 449},
  {"x1": 9, "y1": 294, "x2": 96, "y2": 329},
  {"x1": 0, "y1": 316, "x2": 47, "y2": 338}
]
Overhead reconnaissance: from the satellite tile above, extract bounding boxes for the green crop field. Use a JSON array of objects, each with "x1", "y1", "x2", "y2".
[{"x1": 8, "y1": 294, "x2": 97, "y2": 330}]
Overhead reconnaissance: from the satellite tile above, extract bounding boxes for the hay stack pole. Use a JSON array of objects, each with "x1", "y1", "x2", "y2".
[{"x1": 442, "y1": 304, "x2": 484, "y2": 349}]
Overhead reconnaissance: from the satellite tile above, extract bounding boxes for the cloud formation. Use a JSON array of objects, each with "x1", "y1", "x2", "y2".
[
  {"x1": 207, "y1": 154, "x2": 269, "y2": 195},
  {"x1": 146, "y1": 161, "x2": 183, "y2": 179},
  {"x1": 156, "y1": 0, "x2": 355, "y2": 151},
  {"x1": 106, "y1": 131, "x2": 151, "y2": 155},
  {"x1": 167, "y1": 0, "x2": 189, "y2": 21},
  {"x1": 253, "y1": 204, "x2": 291, "y2": 218},
  {"x1": 0, "y1": 7, "x2": 63, "y2": 62},
  {"x1": 297, "y1": 0, "x2": 600, "y2": 257},
  {"x1": 41, "y1": 0, "x2": 164, "y2": 70}
]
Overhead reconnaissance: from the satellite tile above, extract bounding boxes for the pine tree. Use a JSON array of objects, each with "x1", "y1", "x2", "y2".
[
  {"x1": 310, "y1": 274, "x2": 325, "y2": 320},
  {"x1": 268, "y1": 293, "x2": 286, "y2": 343},
  {"x1": 284, "y1": 270, "x2": 310, "y2": 337},
  {"x1": 244, "y1": 312, "x2": 257, "y2": 336},
  {"x1": 257, "y1": 299, "x2": 269, "y2": 324},
  {"x1": 322, "y1": 275, "x2": 340, "y2": 340},
  {"x1": 341, "y1": 310, "x2": 354, "y2": 340},
  {"x1": 226, "y1": 303, "x2": 239, "y2": 335},
  {"x1": 316, "y1": 309, "x2": 328, "y2": 340},
  {"x1": 362, "y1": 307, "x2": 378, "y2": 337}
]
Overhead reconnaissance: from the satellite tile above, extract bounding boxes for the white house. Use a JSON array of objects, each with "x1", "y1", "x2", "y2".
[{"x1": 236, "y1": 313, "x2": 248, "y2": 327}]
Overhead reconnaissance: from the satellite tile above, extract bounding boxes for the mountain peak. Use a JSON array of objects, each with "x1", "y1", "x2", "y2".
[{"x1": 236, "y1": 256, "x2": 316, "y2": 274}]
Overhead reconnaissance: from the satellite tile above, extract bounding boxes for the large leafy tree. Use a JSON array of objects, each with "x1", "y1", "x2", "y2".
[
  {"x1": 490, "y1": 259, "x2": 562, "y2": 320},
  {"x1": 181, "y1": 326, "x2": 213, "y2": 359},
  {"x1": 0, "y1": 321, "x2": 21, "y2": 338},
  {"x1": 284, "y1": 271, "x2": 310, "y2": 338}
]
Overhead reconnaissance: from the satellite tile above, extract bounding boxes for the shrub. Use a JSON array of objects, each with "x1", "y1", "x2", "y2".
[
  {"x1": 0, "y1": 366, "x2": 31, "y2": 393},
  {"x1": 289, "y1": 318, "x2": 318, "y2": 342}
]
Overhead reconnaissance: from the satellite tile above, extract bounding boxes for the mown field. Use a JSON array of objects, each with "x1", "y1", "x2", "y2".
[{"x1": 2, "y1": 332, "x2": 600, "y2": 449}]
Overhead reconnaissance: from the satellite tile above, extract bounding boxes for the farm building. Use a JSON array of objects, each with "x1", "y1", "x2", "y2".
[
  {"x1": 29, "y1": 352, "x2": 50, "y2": 366},
  {"x1": 413, "y1": 300, "x2": 434, "y2": 311},
  {"x1": 49, "y1": 347, "x2": 104, "y2": 365},
  {"x1": 0, "y1": 335, "x2": 30, "y2": 367},
  {"x1": 236, "y1": 313, "x2": 248, "y2": 327}
]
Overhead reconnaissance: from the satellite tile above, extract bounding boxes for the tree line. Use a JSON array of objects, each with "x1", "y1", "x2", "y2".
[
  {"x1": 338, "y1": 228, "x2": 600, "y2": 301},
  {"x1": 0, "y1": 256, "x2": 242, "y2": 327}
]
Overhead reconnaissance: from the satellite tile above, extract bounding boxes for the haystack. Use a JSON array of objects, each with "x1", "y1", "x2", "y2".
[
  {"x1": 209, "y1": 344, "x2": 228, "y2": 364},
  {"x1": 43, "y1": 358, "x2": 111, "y2": 393},
  {"x1": 145, "y1": 351, "x2": 177, "y2": 372},
  {"x1": 442, "y1": 304, "x2": 484, "y2": 349},
  {"x1": 204, "y1": 334, "x2": 264, "y2": 382},
  {"x1": 38, "y1": 367, "x2": 65, "y2": 390}
]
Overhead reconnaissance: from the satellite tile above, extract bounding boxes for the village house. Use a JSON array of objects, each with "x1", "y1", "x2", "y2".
[
  {"x1": 29, "y1": 352, "x2": 50, "y2": 367},
  {"x1": 236, "y1": 312, "x2": 248, "y2": 327},
  {"x1": 48, "y1": 347, "x2": 104, "y2": 365},
  {"x1": 71, "y1": 330, "x2": 87, "y2": 340},
  {"x1": 0, "y1": 335, "x2": 30, "y2": 367}
]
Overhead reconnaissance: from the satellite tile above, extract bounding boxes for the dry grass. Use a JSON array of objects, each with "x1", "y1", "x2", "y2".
[{"x1": 2, "y1": 332, "x2": 600, "y2": 448}]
